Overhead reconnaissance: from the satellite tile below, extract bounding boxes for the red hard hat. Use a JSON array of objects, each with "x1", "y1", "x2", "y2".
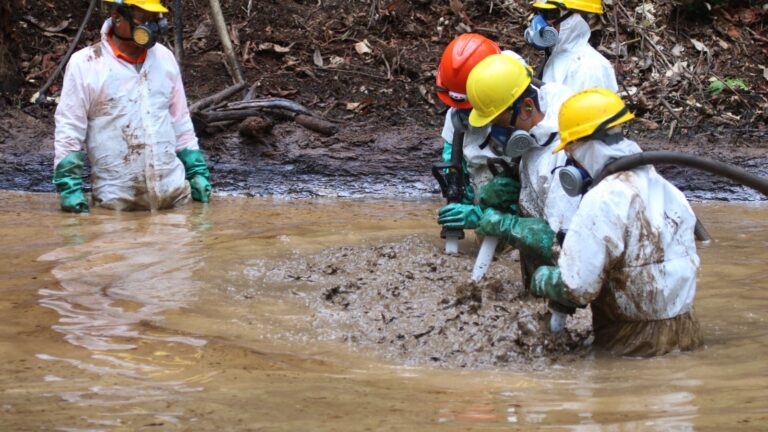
[{"x1": 436, "y1": 33, "x2": 501, "y2": 109}]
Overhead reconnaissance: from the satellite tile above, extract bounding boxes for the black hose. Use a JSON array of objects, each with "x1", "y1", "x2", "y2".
[
  {"x1": 594, "y1": 151, "x2": 768, "y2": 242},
  {"x1": 593, "y1": 151, "x2": 768, "y2": 196}
]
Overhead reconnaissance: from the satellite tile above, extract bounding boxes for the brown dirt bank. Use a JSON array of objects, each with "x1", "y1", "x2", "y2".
[
  {"x1": 1, "y1": 0, "x2": 766, "y2": 199},
  {"x1": 1, "y1": 106, "x2": 767, "y2": 200}
]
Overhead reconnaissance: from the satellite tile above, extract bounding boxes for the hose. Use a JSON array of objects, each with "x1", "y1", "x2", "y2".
[
  {"x1": 594, "y1": 151, "x2": 768, "y2": 242},
  {"x1": 593, "y1": 151, "x2": 768, "y2": 197}
]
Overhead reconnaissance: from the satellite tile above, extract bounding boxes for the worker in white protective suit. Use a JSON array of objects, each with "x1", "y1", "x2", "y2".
[
  {"x1": 434, "y1": 36, "x2": 534, "y2": 230},
  {"x1": 529, "y1": 88, "x2": 703, "y2": 357},
  {"x1": 443, "y1": 54, "x2": 580, "y2": 309},
  {"x1": 525, "y1": 0, "x2": 618, "y2": 92},
  {"x1": 53, "y1": 0, "x2": 211, "y2": 213}
]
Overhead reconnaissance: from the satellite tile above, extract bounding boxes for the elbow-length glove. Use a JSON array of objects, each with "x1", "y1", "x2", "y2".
[
  {"x1": 478, "y1": 176, "x2": 520, "y2": 214},
  {"x1": 53, "y1": 151, "x2": 89, "y2": 213},
  {"x1": 475, "y1": 208, "x2": 555, "y2": 267},
  {"x1": 178, "y1": 148, "x2": 212, "y2": 203}
]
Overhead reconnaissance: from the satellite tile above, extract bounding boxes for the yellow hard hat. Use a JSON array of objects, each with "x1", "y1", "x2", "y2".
[
  {"x1": 532, "y1": 0, "x2": 560, "y2": 10},
  {"x1": 560, "y1": 0, "x2": 603, "y2": 14},
  {"x1": 104, "y1": 0, "x2": 169, "y2": 13},
  {"x1": 554, "y1": 88, "x2": 635, "y2": 153},
  {"x1": 466, "y1": 54, "x2": 532, "y2": 128}
]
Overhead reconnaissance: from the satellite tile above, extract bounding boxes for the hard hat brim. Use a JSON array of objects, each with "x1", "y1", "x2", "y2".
[
  {"x1": 136, "y1": 3, "x2": 169, "y2": 13},
  {"x1": 552, "y1": 110, "x2": 635, "y2": 154},
  {"x1": 532, "y1": 3, "x2": 559, "y2": 10},
  {"x1": 468, "y1": 109, "x2": 496, "y2": 128}
]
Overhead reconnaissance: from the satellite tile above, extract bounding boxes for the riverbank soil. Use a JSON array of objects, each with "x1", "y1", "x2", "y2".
[{"x1": 0, "y1": 0, "x2": 766, "y2": 197}]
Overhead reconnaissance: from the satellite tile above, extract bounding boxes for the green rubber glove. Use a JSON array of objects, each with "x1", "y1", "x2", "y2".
[
  {"x1": 475, "y1": 208, "x2": 556, "y2": 266},
  {"x1": 530, "y1": 266, "x2": 579, "y2": 309},
  {"x1": 53, "y1": 151, "x2": 89, "y2": 213},
  {"x1": 437, "y1": 203, "x2": 483, "y2": 230},
  {"x1": 177, "y1": 148, "x2": 212, "y2": 203},
  {"x1": 441, "y1": 141, "x2": 452, "y2": 163},
  {"x1": 478, "y1": 176, "x2": 520, "y2": 213}
]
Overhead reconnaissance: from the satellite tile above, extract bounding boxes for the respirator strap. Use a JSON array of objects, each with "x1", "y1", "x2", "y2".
[
  {"x1": 551, "y1": 10, "x2": 574, "y2": 28},
  {"x1": 541, "y1": 132, "x2": 557, "y2": 147}
]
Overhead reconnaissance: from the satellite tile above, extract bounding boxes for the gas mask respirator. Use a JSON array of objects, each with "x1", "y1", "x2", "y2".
[
  {"x1": 524, "y1": 15, "x2": 559, "y2": 50},
  {"x1": 524, "y1": 10, "x2": 574, "y2": 51},
  {"x1": 116, "y1": 5, "x2": 168, "y2": 49},
  {"x1": 558, "y1": 160, "x2": 592, "y2": 197},
  {"x1": 489, "y1": 128, "x2": 537, "y2": 159}
]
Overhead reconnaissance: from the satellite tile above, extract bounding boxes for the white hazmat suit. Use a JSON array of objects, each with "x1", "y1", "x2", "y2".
[
  {"x1": 54, "y1": 19, "x2": 197, "y2": 211},
  {"x1": 518, "y1": 82, "x2": 579, "y2": 232},
  {"x1": 542, "y1": 14, "x2": 618, "y2": 92},
  {"x1": 553, "y1": 137, "x2": 703, "y2": 356}
]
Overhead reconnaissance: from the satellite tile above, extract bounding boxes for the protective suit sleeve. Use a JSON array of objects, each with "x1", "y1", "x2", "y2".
[
  {"x1": 177, "y1": 148, "x2": 211, "y2": 203},
  {"x1": 169, "y1": 62, "x2": 199, "y2": 152},
  {"x1": 478, "y1": 176, "x2": 520, "y2": 213},
  {"x1": 53, "y1": 60, "x2": 89, "y2": 167},
  {"x1": 530, "y1": 266, "x2": 579, "y2": 308},
  {"x1": 52, "y1": 151, "x2": 89, "y2": 213},
  {"x1": 475, "y1": 208, "x2": 555, "y2": 266},
  {"x1": 557, "y1": 184, "x2": 629, "y2": 305}
]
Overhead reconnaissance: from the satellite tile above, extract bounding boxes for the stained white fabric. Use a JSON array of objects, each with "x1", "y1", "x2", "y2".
[
  {"x1": 517, "y1": 82, "x2": 580, "y2": 231},
  {"x1": 542, "y1": 14, "x2": 618, "y2": 92},
  {"x1": 558, "y1": 138, "x2": 700, "y2": 321},
  {"x1": 54, "y1": 19, "x2": 196, "y2": 210}
]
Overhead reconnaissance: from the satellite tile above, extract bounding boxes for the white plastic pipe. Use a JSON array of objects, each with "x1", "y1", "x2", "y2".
[
  {"x1": 471, "y1": 236, "x2": 499, "y2": 283},
  {"x1": 549, "y1": 310, "x2": 567, "y2": 333},
  {"x1": 444, "y1": 237, "x2": 460, "y2": 255}
]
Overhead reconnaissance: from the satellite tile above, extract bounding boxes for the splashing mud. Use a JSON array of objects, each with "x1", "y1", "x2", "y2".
[{"x1": 247, "y1": 235, "x2": 592, "y2": 368}]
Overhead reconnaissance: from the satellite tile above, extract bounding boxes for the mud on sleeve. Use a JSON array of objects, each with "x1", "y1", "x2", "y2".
[
  {"x1": 169, "y1": 63, "x2": 199, "y2": 153},
  {"x1": 557, "y1": 184, "x2": 629, "y2": 305},
  {"x1": 53, "y1": 61, "x2": 89, "y2": 168}
]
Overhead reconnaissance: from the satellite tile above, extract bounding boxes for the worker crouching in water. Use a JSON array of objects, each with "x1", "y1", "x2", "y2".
[
  {"x1": 53, "y1": 0, "x2": 211, "y2": 212},
  {"x1": 530, "y1": 88, "x2": 703, "y2": 357}
]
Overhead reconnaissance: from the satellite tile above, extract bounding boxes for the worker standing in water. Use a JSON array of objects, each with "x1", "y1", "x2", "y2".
[
  {"x1": 529, "y1": 88, "x2": 703, "y2": 356},
  {"x1": 434, "y1": 33, "x2": 528, "y2": 232},
  {"x1": 524, "y1": 0, "x2": 618, "y2": 92},
  {"x1": 53, "y1": 0, "x2": 211, "y2": 213},
  {"x1": 455, "y1": 54, "x2": 578, "y2": 329}
]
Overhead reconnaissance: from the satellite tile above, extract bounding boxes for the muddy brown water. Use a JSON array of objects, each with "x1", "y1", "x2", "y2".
[{"x1": 1, "y1": 191, "x2": 767, "y2": 430}]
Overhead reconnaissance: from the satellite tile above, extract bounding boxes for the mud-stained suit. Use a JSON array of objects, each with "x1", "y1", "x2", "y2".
[
  {"x1": 54, "y1": 19, "x2": 197, "y2": 211},
  {"x1": 533, "y1": 138, "x2": 703, "y2": 356}
]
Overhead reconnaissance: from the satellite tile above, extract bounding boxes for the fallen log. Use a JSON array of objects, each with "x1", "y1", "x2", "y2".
[
  {"x1": 294, "y1": 114, "x2": 339, "y2": 136},
  {"x1": 189, "y1": 82, "x2": 248, "y2": 113},
  {"x1": 225, "y1": 98, "x2": 314, "y2": 116},
  {"x1": 200, "y1": 108, "x2": 338, "y2": 136}
]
